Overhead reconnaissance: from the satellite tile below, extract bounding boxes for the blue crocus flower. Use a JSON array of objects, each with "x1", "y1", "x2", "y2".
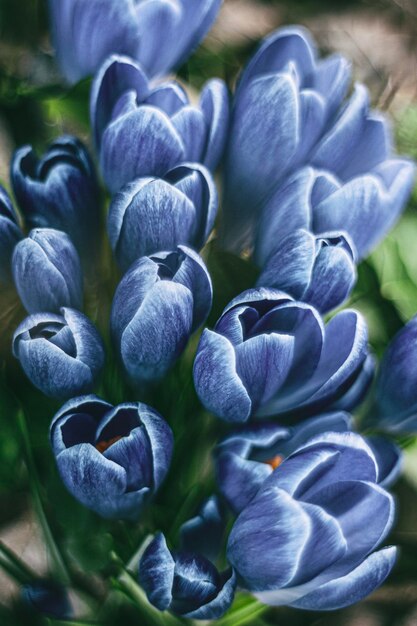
[
  {"x1": 139, "y1": 497, "x2": 236, "y2": 620},
  {"x1": 91, "y1": 55, "x2": 229, "y2": 193},
  {"x1": 111, "y1": 245, "x2": 212, "y2": 385},
  {"x1": 373, "y1": 315, "x2": 417, "y2": 433},
  {"x1": 11, "y1": 136, "x2": 100, "y2": 258},
  {"x1": 215, "y1": 413, "x2": 402, "y2": 514},
  {"x1": 227, "y1": 432, "x2": 396, "y2": 610},
  {"x1": 12, "y1": 228, "x2": 83, "y2": 314},
  {"x1": 108, "y1": 163, "x2": 218, "y2": 272},
  {"x1": 216, "y1": 412, "x2": 352, "y2": 513},
  {"x1": 193, "y1": 288, "x2": 372, "y2": 423},
  {"x1": 0, "y1": 184, "x2": 22, "y2": 285},
  {"x1": 254, "y1": 166, "x2": 414, "y2": 263},
  {"x1": 50, "y1": 395, "x2": 173, "y2": 520},
  {"x1": 13, "y1": 308, "x2": 105, "y2": 399},
  {"x1": 21, "y1": 581, "x2": 72, "y2": 620},
  {"x1": 49, "y1": 0, "x2": 222, "y2": 84},
  {"x1": 256, "y1": 228, "x2": 356, "y2": 314},
  {"x1": 223, "y1": 27, "x2": 415, "y2": 253}
]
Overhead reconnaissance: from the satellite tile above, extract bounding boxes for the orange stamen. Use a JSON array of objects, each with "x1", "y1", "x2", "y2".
[
  {"x1": 96, "y1": 435, "x2": 123, "y2": 453},
  {"x1": 266, "y1": 455, "x2": 284, "y2": 470}
]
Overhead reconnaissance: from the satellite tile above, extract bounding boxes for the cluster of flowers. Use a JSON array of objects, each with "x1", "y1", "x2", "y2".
[{"x1": 2, "y1": 0, "x2": 417, "y2": 620}]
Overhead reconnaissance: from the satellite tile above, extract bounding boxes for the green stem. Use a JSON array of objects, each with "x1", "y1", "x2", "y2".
[
  {"x1": 50, "y1": 619, "x2": 98, "y2": 626},
  {"x1": 217, "y1": 599, "x2": 267, "y2": 626},
  {"x1": 0, "y1": 555, "x2": 30, "y2": 585},
  {"x1": 0, "y1": 541, "x2": 36, "y2": 581},
  {"x1": 17, "y1": 410, "x2": 71, "y2": 585},
  {"x1": 168, "y1": 484, "x2": 202, "y2": 539},
  {"x1": 111, "y1": 554, "x2": 183, "y2": 626}
]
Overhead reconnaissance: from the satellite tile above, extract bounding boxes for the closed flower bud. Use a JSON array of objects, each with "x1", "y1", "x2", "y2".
[
  {"x1": 194, "y1": 288, "x2": 372, "y2": 423},
  {"x1": 254, "y1": 166, "x2": 412, "y2": 263},
  {"x1": 50, "y1": 395, "x2": 173, "y2": 520},
  {"x1": 374, "y1": 315, "x2": 417, "y2": 433},
  {"x1": 0, "y1": 185, "x2": 22, "y2": 285},
  {"x1": 256, "y1": 229, "x2": 356, "y2": 314},
  {"x1": 49, "y1": 0, "x2": 222, "y2": 84},
  {"x1": 108, "y1": 164, "x2": 217, "y2": 272},
  {"x1": 91, "y1": 56, "x2": 229, "y2": 193},
  {"x1": 13, "y1": 228, "x2": 83, "y2": 314},
  {"x1": 11, "y1": 136, "x2": 100, "y2": 258},
  {"x1": 227, "y1": 432, "x2": 396, "y2": 611},
  {"x1": 139, "y1": 497, "x2": 235, "y2": 620},
  {"x1": 13, "y1": 308, "x2": 105, "y2": 399},
  {"x1": 223, "y1": 27, "x2": 415, "y2": 253},
  {"x1": 111, "y1": 245, "x2": 212, "y2": 385}
]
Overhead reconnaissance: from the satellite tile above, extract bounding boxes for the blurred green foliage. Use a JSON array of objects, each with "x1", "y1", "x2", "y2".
[{"x1": 0, "y1": 0, "x2": 47, "y2": 46}]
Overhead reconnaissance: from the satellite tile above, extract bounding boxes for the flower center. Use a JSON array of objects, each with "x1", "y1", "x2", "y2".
[
  {"x1": 266, "y1": 455, "x2": 284, "y2": 470},
  {"x1": 96, "y1": 436, "x2": 123, "y2": 453}
]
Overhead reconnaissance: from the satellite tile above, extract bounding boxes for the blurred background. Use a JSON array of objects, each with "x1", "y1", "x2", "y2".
[{"x1": 1, "y1": 0, "x2": 417, "y2": 624}]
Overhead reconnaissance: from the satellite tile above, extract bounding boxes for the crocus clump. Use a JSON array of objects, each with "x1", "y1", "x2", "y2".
[
  {"x1": 222, "y1": 28, "x2": 415, "y2": 253},
  {"x1": 91, "y1": 56, "x2": 229, "y2": 193}
]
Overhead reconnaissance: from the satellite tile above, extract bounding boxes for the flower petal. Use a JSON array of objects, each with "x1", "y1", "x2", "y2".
[
  {"x1": 166, "y1": 163, "x2": 218, "y2": 248},
  {"x1": 367, "y1": 435, "x2": 403, "y2": 488},
  {"x1": 237, "y1": 27, "x2": 316, "y2": 96},
  {"x1": 183, "y1": 569, "x2": 236, "y2": 620},
  {"x1": 224, "y1": 72, "x2": 299, "y2": 250},
  {"x1": 108, "y1": 178, "x2": 197, "y2": 271},
  {"x1": 171, "y1": 106, "x2": 207, "y2": 163},
  {"x1": 311, "y1": 84, "x2": 370, "y2": 177},
  {"x1": 90, "y1": 55, "x2": 149, "y2": 149},
  {"x1": 120, "y1": 281, "x2": 194, "y2": 382},
  {"x1": 193, "y1": 329, "x2": 252, "y2": 423},
  {"x1": 139, "y1": 405, "x2": 174, "y2": 491},
  {"x1": 255, "y1": 168, "x2": 315, "y2": 266},
  {"x1": 256, "y1": 229, "x2": 316, "y2": 298},
  {"x1": 199, "y1": 79, "x2": 230, "y2": 170},
  {"x1": 139, "y1": 533, "x2": 175, "y2": 611},
  {"x1": 56, "y1": 443, "x2": 148, "y2": 520},
  {"x1": 235, "y1": 332, "x2": 295, "y2": 410},
  {"x1": 100, "y1": 106, "x2": 185, "y2": 193},
  {"x1": 291, "y1": 546, "x2": 397, "y2": 611},
  {"x1": 227, "y1": 486, "x2": 312, "y2": 591}
]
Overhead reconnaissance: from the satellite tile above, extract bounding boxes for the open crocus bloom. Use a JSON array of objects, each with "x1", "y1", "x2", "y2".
[
  {"x1": 50, "y1": 395, "x2": 173, "y2": 520},
  {"x1": 194, "y1": 288, "x2": 372, "y2": 422},
  {"x1": 227, "y1": 432, "x2": 396, "y2": 610}
]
